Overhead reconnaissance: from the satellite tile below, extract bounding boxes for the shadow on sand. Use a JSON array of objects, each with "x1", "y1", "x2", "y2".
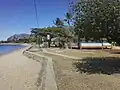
[{"x1": 74, "y1": 57, "x2": 120, "y2": 75}]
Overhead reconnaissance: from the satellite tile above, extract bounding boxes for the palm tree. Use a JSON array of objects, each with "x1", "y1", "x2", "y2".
[
  {"x1": 31, "y1": 28, "x2": 43, "y2": 48},
  {"x1": 53, "y1": 18, "x2": 64, "y2": 28},
  {"x1": 53, "y1": 18, "x2": 65, "y2": 48},
  {"x1": 64, "y1": 12, "x2": 73, "y2": 26},
  {"x1": 64, "y1": 12, "x2": 73, "y2": 49}
]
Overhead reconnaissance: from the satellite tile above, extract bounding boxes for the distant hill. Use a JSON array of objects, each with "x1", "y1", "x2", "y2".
[{"x1": 7, "y1": 34, "x2": 30, "y2": 42}]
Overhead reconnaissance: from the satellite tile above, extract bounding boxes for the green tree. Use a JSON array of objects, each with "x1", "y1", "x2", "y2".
[
  {"x1": 64, "y1": 12, "x2": 73, "y2": 26},
  {"x1": 46, "y1": 26, "x2": 66, "y2": 36},
  {"x1": 73, "y1": 0, "x2": 120, "y2": 45},
  {"x1": 31, "y1": 27, "x2": 67, "y2": 48},
  {"x1": 31, "y1": 28, "x2": 44, "y2": 47},
  {"x1": 53, "y1": 18, "x2": 64, "y2": 28},
  {"x1": 53, "y1": 18, "x2": 68, "y2": 48},
  {"x1": 64, "y1": 12, "x2": 74, "y2": 48}
]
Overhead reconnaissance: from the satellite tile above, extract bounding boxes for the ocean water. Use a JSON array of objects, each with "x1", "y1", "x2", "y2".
[{"x1": 0, "y1": 45, "x2": 25, "y2": 55}]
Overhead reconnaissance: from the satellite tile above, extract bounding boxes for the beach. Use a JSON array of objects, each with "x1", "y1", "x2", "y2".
[{"x1": 0, "y1": 46, "x2": 41, "y2": 90}]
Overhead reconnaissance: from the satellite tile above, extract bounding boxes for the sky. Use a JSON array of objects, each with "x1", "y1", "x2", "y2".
[{"x1": 0, "y1": 0, "x2": 69, "y2": 40}]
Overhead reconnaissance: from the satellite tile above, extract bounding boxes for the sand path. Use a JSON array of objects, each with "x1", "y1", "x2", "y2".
[{"x1": 0, "y1": 47, "x2": 41, "y2": 90}]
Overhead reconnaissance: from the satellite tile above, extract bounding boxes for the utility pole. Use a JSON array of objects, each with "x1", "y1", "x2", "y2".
[{"x1": 34, "y1": 0, "x2": 39, "y2": 28}]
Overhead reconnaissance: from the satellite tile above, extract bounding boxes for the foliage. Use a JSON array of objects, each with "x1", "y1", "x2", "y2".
[
  {"x1": 73, "y1": 0, "x2": 120, "y2": 44},
  {"x1": 31, "y1": 27, "x2": 66, "y2": 37},
  {"x1": 31, "y1": 26, "x2": 68, "y2": 48},
  {"x1": 64, "y1": 12, "x2": 73, "y2": 26},
  {"x1": 64, "y1": 12, "x2": 74, "y2": 36},
  {"x1": 53, "y1": 18, "x2": 64, "y2": 28}
]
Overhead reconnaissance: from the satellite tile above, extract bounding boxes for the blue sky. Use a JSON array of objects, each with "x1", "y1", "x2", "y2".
[{"x1": 0, "y1": 0, "x2": 69, "y2": 40}]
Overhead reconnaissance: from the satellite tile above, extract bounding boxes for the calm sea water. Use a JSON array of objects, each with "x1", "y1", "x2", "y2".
[{"x1": 0, "y1": 45, "x2": 25, "y2": 55}]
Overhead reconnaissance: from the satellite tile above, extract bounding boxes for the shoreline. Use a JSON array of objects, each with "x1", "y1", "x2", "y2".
[
  {"x1": 0, "y1": 43, "x2": 41, "y2": 90},
  {"x1": 0, "y1": 44, "x2": 31, "y2": 57},
  {"x1": 0, "y1": 43, "x2": 30, "y2": 45}
]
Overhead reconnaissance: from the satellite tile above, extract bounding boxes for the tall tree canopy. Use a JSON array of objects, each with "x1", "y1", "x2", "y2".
[
  {"x1": 73, "y1": 0, "x2": 120, "y2": 44},
  {"x1": 31, "y1": 27, "x2": 67, "y2": 37}
]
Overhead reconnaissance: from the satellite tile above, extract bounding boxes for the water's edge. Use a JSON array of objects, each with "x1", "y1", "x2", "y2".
[{"x1": 0, "y1": 44, "x2": 26, "y2": 56}]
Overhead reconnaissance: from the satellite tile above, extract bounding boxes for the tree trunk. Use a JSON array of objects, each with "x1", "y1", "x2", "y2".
[
  {"x1": 69, "y1": 40, "x2": 72, "y2": 49},
  {"x1": 77, "y1": 34, "x2": 81, "y2": 49},
  {"x1": 102, "y1": 41, "x2": 103, "y2": 50},
  {"x1": 48, "y1": 40, "x2": 51, "y2": 48},
  {"x1": 37, "y1": 35, "x2": 41, "y2": 48}
]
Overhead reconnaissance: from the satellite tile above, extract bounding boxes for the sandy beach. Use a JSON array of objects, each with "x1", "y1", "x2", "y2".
[{"x1": 0, "y1": 46, "x2": 41, "y2": 90}]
